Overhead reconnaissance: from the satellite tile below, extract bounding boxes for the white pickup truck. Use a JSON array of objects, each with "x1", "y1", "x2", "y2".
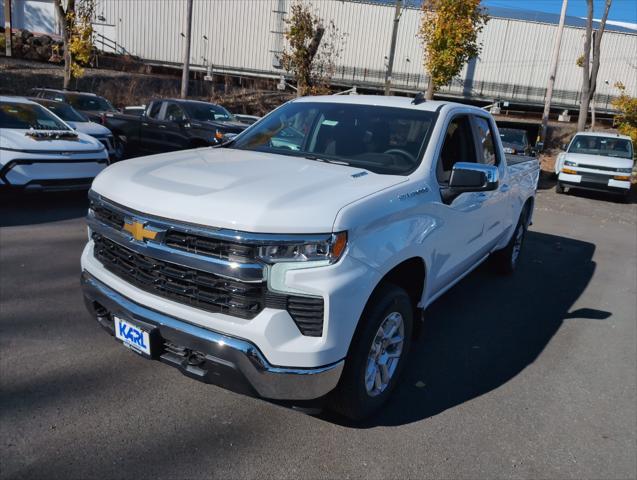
[
  {"x1": 555, "y1": 131, "x2": 634, "y2": 198},
  {"x1": 81, "y1": 95, "x2": 539, "y2": 419}
]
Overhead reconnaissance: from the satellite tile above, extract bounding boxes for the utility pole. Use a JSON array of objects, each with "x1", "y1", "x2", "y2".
[
  {"x1": 180, "y1": 0, "x2": 194, "y2": 99},
  {"x1": 384, "y1": 0, "x2": 402, "y2": 96},
  {"x1": 3, "y1": 0, "x2": 12, "y2": 57},
  {"x1": 540, "y1": 0, "x2": 568, "y2": 143},
  {"x1": 590, "y1": 30, "x2": 597, "y2": 130}
]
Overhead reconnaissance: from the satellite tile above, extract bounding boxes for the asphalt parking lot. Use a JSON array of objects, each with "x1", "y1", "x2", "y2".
[{"x1": 1, "y1": 183, "x2": 636, "y2": 480}]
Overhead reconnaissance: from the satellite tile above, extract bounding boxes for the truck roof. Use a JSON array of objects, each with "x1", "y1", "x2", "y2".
[
  {"x1": 572, "y1": 131, "x2": 632, "y2": 141},
  {"x1": 292, "y1": 94, "x2": 477, "y2": 113},
  {"x1": 32, "y1": 88, "x2": 98, "y2": 97},
  {"x1": 0, "y1": 95, "x2": 36, "y2": 104},
  {"x1": 150, "y1": 98, "x2": 223, "y2": 107}
]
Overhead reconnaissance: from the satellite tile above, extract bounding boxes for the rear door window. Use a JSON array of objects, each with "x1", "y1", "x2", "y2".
[
  {"x1": 472, "y1": 116, "x2": 500, "y2": 166},
  {"x1": 147, "y1": 102, "x2": 162, "y2": 119}
]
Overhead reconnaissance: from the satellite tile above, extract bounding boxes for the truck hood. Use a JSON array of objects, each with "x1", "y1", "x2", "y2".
[
  {"x1": 564, "y1": 152, "x2": 633, "y2": 170},
  {"x1": 0, "y1": 128, "x2": 104, "y2": 151},
  {"x1": 91, "y1": 148, "x2": 407, "y2": 233},
  {"x1": 66, "y1": 120, "x2": 112, "y2": 137},
  {"x1": 193, "y1": 119, "x2": 248, "y2": 133}
]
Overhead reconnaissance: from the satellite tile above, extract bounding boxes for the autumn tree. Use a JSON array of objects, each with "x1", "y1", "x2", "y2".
[
  {"x1": 577, "y1": 0, "x2": 612, "y2": 131},
  {"x1": 418, "y1": 0, "x2": 488, "y2": 100},
  {"x1": 279, "y1": 1, "x2": 343, "y2": 96},
  {"x1": 55, "y1": 0, "x2": 96, "y2": 88},
  {"x1": 612, "y1": 82, "x2": 637, "y2": 154}
]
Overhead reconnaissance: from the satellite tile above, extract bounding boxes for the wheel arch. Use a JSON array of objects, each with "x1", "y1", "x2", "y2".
[{"x1": 360, "y1": 256, "x2": 427, "y2": 339}]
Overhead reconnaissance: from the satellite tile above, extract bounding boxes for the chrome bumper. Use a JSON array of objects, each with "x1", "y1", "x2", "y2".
[{"x1": 81, "y1": 272, "x2": 343, "y2": 401}]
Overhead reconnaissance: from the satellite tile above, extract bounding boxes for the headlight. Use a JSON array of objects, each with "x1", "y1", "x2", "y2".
[
  {"x1": 257, "y1": 232, "x2": 347, "y2": 264},
  {"x1": 617, "y1": 167, "x2": 633, "y2": 174},
  {"x1": 564, "y1": 160, "x2": 577, "y2": 167},
  {"x1": 503, "y1": 147, "x2": 515, "y2": 154}
]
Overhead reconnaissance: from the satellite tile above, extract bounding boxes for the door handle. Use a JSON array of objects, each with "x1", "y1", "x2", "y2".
[
  {"x1": 141, "y1": 122, "x2": 149, "y2": 126},
  {"x1": 159, "y1": 125, "x2": 167, "y2": 129}
]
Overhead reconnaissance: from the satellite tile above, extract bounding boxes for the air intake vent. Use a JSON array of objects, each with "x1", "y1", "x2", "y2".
[{"x1": 287, "y1": 296, "x2": 324, "y2": 337}]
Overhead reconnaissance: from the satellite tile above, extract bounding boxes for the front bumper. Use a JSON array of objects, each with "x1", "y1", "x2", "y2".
[
  {"x1": 0, "y1": 153, "x2": 108, "y2": 191},
  {"x1": 81, "y1": 271, "x2": 344, "y2": 401},
  {"x1": 558, "y1": 171, "x2": 631, "y2": 193}
]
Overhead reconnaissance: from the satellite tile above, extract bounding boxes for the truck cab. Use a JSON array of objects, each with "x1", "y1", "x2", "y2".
[{"x1": 103, "y1": 99, "x2": 248, "y2": 157}]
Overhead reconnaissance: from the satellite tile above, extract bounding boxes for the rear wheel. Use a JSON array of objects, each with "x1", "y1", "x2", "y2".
[
  {"x1": 328, "y1": 284, "x2": 413, "y2": 420},
  {"x1": 491, "y1": 208, "x2": 528, "y2": 274}
]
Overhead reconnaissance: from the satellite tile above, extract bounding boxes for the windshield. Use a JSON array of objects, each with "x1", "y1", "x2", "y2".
[
  {"x1": 66, "y1": 94, "x2": 115, "y2": 112},
  {"x1": 0, "y1": 101, "x2": 70, "y2": 130},
  {"x1": 230, "y1": 102, "x2": 436, "y2": 175},
  {"x1": 40, "y1": 101, "x2": 88, "y2": 122},
  {"x1": 500, "y1": 128, "x2": 527, "y2": 145},
  {"x1": 568, "y1": 135, "x2": 633, "y2": 159},
  {"x1": 185, "y1": 103, "x2": 236, "y2": 122}
]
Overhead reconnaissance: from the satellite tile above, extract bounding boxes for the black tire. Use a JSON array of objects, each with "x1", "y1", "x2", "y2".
[
  {"x1": 112, "y1": 135, "x2": 127, "y2": 161},
  {"x1": 491, "y1": 207, "x2": 528, "y2": 275},
  {"x1": 328, "y1": 283, "x2": 413, "y2": 421},
  {"x1": 555, "y1": 182, "x2": 565, "y2": 194}
]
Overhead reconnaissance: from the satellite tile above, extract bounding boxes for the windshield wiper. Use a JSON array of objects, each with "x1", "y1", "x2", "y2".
[{"x1": 304, "y1": 154, "x2": 352, "y2": 167}]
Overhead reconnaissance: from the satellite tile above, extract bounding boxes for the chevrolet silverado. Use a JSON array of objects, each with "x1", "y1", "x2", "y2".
[{"x1": 81, "y1": 95, "x2": 539, "y2": 419}]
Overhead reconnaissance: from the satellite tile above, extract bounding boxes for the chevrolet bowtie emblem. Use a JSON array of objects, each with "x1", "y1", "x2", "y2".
[{"x1": 123, "y1": 220, "x2": 157, "y2": 242}]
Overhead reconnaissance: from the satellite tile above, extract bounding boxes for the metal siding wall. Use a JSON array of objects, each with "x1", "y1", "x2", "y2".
[{"x1": 95, "y1": 0, "x2": 637, "y2": 109}]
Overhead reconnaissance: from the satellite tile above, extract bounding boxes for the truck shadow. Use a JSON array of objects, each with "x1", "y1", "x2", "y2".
[
  {"x1": 323, "y1": 230, "x2": 605, "y2": 428},
  {"x1": 0, "y1": 191, "x2": 89, "y2": 227}
]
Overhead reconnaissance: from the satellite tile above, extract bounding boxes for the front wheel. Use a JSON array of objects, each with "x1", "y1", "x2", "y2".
[
  {"x1": 555, "y1": 182, "x2": 565, "y2": 194},
  {"x1": 328, "y1": 284, "x2": 413, "y2": 420}
]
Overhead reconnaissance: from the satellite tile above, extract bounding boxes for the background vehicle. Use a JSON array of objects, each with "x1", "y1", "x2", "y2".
[
  {"x1": 81, "y1": 96, "x2": 538, "y2": 420},
  {"x1": 30, "y1": 97, "x2": 120, "y2": 161},
  {"x1": 101, "y1": 99, "x2": 248, "y2": 157},
  {"x1": 555, "y1": 132, "x2": 634, "y2": 198},
  {"x1": 121, "y1": 105, "x2": 146, "y2": 117},
  {"x1": 30, "y1": 88, "x2": 118, "y2": 122},
  {"x1": 0, "y1": 96, "x2": 109, "y2": 191},
  {"x1": 499, "y1": 127, "x2": 533, "y2": 156},
  {"x1": 234, "y1": 113, "x2": 261, "y2": 125}
]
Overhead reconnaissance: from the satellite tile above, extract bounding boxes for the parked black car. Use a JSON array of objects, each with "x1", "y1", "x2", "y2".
[
  {"x1": 499, "y1": 127, "x2": 534, "y2": 156},
  {"x1": 102, "y1": 99, "x2": 249, "y2": 157},
  {"x1": 30, "y1": 88, "x2": 118, "y2": 122}
]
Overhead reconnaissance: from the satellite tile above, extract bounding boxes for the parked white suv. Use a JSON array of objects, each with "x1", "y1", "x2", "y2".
[
  {"x1": 555, "y1": 132, "x2": 634, "y2": 198},
  {"x1": 0, "y1": 96, "x2": 109, "y2": 192},
  {"x1": 81, "y1": 96, "x2": 539, "y2": 419}
]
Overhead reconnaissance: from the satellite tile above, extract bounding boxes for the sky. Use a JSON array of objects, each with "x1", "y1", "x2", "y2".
[{"x1": 481, "y1": 0, "x2": 637, "y2": 24}]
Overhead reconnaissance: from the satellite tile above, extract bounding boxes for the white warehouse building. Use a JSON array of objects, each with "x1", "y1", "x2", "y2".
[{"x1": 2, "y1": 0, "x2": 636, "y2": 113}]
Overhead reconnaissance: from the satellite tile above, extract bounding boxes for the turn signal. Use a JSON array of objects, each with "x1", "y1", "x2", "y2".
[
  {"x1": 561, "y1": 168, "x2": 577, "y2": 174},
  {"x1": 614, "y1": 175, "x2": 631, "y2": 181}
]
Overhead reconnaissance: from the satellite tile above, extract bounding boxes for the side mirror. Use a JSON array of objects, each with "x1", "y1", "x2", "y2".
[
  {"x1": 441, "y1": 162, "x2": 499, "y2": 204},
  {"x1": 535, "y1": 141, "x2": 544, "y2": 152},
  {"x1": 561, "y1": 143, "x2": 568, "y2": 151}
]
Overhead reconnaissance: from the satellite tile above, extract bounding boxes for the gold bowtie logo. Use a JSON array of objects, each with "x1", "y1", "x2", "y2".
[{"x1": 123, "y1": 220, "x2": 157, "y2": 242}]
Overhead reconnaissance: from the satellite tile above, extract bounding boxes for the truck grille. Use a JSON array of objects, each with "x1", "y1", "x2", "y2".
[
  {"x1": 93, "y1": 233, "x2": 264, "y2": 319},
  {"x1": 577, "y1": 164, "x2": 616, "y2": 172},
  {"x1": 164, "y1": 231, "x2": 256, "y2": 263},
  {"x1": 92, "y1": 233, "x2": 325, "y2": 334}
]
